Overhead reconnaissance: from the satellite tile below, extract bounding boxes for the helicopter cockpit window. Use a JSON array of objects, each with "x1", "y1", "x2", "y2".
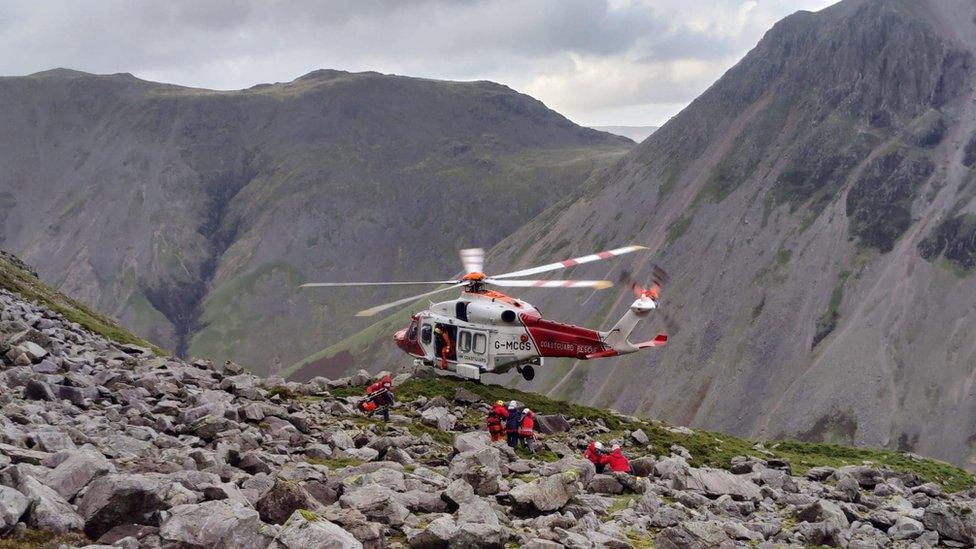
[
  {"x1": 407, "y1": 319, "x2": 419, "y2": 341},
  {"x1": 456, "y1": 302, "x2": 468, "y2": 322},
  {"x1": 473, "y1": 333, "x2": 487, "y2": 354},
  {"x1": 420, "y1": 325, "x2": 432, "y2": 344},
  {"x1": 458, "y1": 331, "x2": 472, "y2": 352}
]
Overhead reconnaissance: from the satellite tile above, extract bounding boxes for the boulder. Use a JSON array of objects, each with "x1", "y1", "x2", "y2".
[
  {"x1": 656, "y1": 520, "x2": 733, "y2": 549},
  {"x1": 922, "y1": 502, "x2": 976, "y2": 545},
  {"x1": 159, "y1": 500, "x2": 269, "y2": 549},
  {"x1": 339, "y1": 484, "x2": 410, "y2": 526},
  {"x1": 675, "y1": 468, "x2": 762, "y2": 501},
  {"x1": 421, "y1": 407, "x2": 457, "y2": 430},
  {"x1": 507, "y1": 471, "x2": 579, "y2": 515},
  {"x1": 278, "y1": 509, "x2": 362, "y2": 549},
  {"x1": 587, "y1": 474, "x2": 624, "y2": 495},
  {"x1": 631, "y1": 428, "x2": 649, "y2": 445},
  {"x1": 18, "y1": 475, "x2": 84, "y2": 533},
  {"x1": 796, "y1": 499, "x2": 850, "y2": 529},
  {"x1": 449, "y1": 447, "x2": 503, "y2": 496},
  {"x1": 453, "y1": 431, "x2": 490, "y2": 454},
  {"x1": 534, "y1": 414, "x2": 571, "y2": 435},
  {"x1": 407, "y1": 515, "x2": 456, "y2": 548},
  {"x1": 256, "y1": 476, "x2": 322, "y2": 525},
  {"x1": 887, "y1": 516, "x2": 924, "y2": 540},
  {"x1": 77, "y1": 474, "x2": 168, "y2": 538},
  {"x1": 41, "y1": 449, "x2": 115, "y2": 500},
  {"x1": 0, "y1": 485, "x2": 28, "y2": 532}
]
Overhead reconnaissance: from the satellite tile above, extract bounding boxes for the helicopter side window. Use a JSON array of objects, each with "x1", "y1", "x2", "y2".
[
  {"x1": 456, "y1": 302, "x2": 468, "y2": 322},
  {"x1": 458, "y1": 331, "x2": 472, "y2": 353},
  {"x1": 420, "y1": 325, "x2": 432, "y2": 344},
  {"x1": 473, "y1": 333, "x2": 487, "y2": 354}
]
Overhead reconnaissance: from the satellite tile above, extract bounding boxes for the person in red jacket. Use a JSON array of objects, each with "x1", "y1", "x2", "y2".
[
  {"x1": 518, "y1": 408, "x2": 536, "y2": 448},
  {"x1": 606, "y1": 444, "x2": 631, "y2": 473},
  {"x1": 486, "y1": 400, "x2": 509, "y2": 442},
  {"x1": 363, "y1": 375, "x2": 394, "y2": 422},
  {"x1": 584, "y1": 441, "x2": 608, "y2": 474}
]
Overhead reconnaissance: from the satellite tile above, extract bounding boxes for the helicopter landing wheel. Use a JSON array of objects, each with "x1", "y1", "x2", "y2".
[{"x1": 520, "y1": 365, "x2": 535, "y2": 381}]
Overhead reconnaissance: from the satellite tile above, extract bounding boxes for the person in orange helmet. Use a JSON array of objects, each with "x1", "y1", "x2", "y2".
[{"x1": 486, "y1": 400, "x2": 509, "y2": 442}]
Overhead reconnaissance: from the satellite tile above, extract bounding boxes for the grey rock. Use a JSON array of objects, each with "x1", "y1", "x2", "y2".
[
  {"x1": 278, "y1": 509, "x2": 363, "y2": 549},
  {"x1": 675, "y1": 468, "x2": 762, "y2": 501},
  {"x1": 256, "y1": 476, "x2": 322, "y2": 525},
  {"x1": 159, "y1": 500, "x2": 268, "y2": 549},
  {"x1": 339, "y1": 484, "x2": 410, "y2": 526},
  {"x1": 508, "y1": 471, "x2": 578, "y2": 515},
  {"x1": 77, "y1": 474, "x2": 167, "y2": 538},
  {"x1": 0, "y1": 485, "x2": 28, "y2": 532},
  {"x1": 18, "y1": 475, "x2": 84, "y2": 533},
  {"x1": 42, "y1": 449, "x2": 115, "y2": 500}
]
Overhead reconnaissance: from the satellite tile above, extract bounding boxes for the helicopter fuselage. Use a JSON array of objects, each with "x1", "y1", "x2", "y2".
[{"x1": 393, "y1": 288, "x2": 664, "y2": 381}]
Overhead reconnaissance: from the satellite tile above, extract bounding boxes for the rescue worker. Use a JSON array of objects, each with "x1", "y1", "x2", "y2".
[
  {"x1": 606, "y1": 444, "x2": 631, "y2": 473},
  {"x1": 486, "y1": 400, "x2": 509, "y2": 442},
  {"x1": 518, "y1": 408, "x2": 536, "y2": 449},
  {"x1": 364, "y1": 374, "x2": 395, "y2": 422},
  {"x1": 505, "y1": 400, "x2": 522, "y2": 448},
  {"x1": 584, "y1": 441, "x2": 608, "y2": 473},
  {"x1": 434, "y1": 326, "x2": 452, "y2": 369}
]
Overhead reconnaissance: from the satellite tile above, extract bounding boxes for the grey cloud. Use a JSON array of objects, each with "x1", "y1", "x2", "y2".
[{"x1": 0, "y1": 0, "x2": 837, "y2": 125}]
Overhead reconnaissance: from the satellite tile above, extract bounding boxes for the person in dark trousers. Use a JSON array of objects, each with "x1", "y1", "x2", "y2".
[
  {"x1": 584, "y1": 441, "x2": 608, "y2": 473},
  {"x1": 364, "y1": 375, "x2": 395, "y2": 422},
  {"x1": 505, "y1": 400, "x2": 522, "y2": 448},
  {"x1": 487, "y1": 400, "x2": 509, "y2": 442},
  {"x1": 518, "y1": 408, "x2": 536, "y2": 449}
]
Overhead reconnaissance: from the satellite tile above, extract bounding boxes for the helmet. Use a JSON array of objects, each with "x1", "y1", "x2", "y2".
[
  {"x1": 594, "y1": 441, "x2": 604, "y2": 451},
  {"x1": 523, "y1": 408, "x2": 532, "y2": 414},
  {"x1": 508, "y1": 400, "x2": 518, "y2": 408},
  {"x1": 612, "y1": 444, "x2": 620, "y2": 451},
  {"x1": 495, "y1": 400, "x2": 504, "y2": 406}
]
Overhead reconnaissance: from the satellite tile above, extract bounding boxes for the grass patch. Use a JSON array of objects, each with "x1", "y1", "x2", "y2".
[
  {"x1": 813, "y1": 270, "x2": 849, "y2": 348},
  {"x1": 605, "y1": 494, "x2": 642, "y2": 516},
  {"x1": 0, "y1": 252, "x2": 164, "y2": 354},
  {"x1": 0, "y1": 530, "x2": 90, "y2": 549},
  {"x1": 665, "y1": 215, "x2": 693, "y2": 245},
  {"x1": 407, "y1": 422, "x2": 455, "y2": 446}
]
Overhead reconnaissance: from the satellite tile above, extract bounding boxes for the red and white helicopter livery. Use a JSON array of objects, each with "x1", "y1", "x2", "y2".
[{"x1": 302, "y1": 246, "x2": 669, "y2": 382}]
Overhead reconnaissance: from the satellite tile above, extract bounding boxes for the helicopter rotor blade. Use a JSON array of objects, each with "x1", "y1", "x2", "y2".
[
  {"x1": 485, "y1": 278, "x2": 612, "y2": 289},
  {"x1": 492, "y1": 245, "x2": 647, "y2": 280},
  {"x1": 355, "y1": 283, "x2": 467, "y2": 317},
  {"x1": 460, "y1": 248, "x2": 484, "y2": 274},
  {"x1": 300, "y1": 280, "x2": 458, "y2": 288}
]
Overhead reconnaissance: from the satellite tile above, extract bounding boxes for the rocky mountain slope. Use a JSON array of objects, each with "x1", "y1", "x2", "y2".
[
  {"x1": 1, "y1": 251, "x2": 976, "y2": 548},
  {"x1": 0, "y1": 68, "x2": 630, "y2": 373},
  {"x1": 308, "y1": 0, "x2": 976, "y2": 470}
]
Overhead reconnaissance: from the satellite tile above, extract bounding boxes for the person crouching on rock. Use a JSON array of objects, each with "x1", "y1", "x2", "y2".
[
  {"x1": 607, "y1": 443, "x2": 631, "y2": 473},
  {"x1": 487, "y1": 400, "x2": 509, "y2": 442},
  {"x1": 518, "y1": 408, "x2": 536, "y2": 450},
  {"x1": 363, "y1": 375, "x2": 395, "y2": 422},
  {"x1": 584, "y1": 441, "x2": 608, "y2": 473},
  {"x1": 505, "y1": 400, "x2": 522, "y2": 448}
]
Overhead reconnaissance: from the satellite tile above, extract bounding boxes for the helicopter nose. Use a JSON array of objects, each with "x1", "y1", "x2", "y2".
[{"x1": 394, "y1": 329, "x2": 408, "y2": 350}]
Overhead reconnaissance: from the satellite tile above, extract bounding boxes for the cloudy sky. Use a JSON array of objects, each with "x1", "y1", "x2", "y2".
[{"x1": 0, "y1": 0, "x2": 836, "y2": 126}]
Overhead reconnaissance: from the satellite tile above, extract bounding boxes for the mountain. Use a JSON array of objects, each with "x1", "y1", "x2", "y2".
[
  {"x1": 591, "y1": 126, "x2": 659, "y2": 143},
  {"x1": 0, "y1": 252, "x2": 972, "y2": 547},
  {"x1": 306, "y1": 0, "x2": 976, "y2": 469},
  {"x1": 0, "y1": 68, "x2": 631, "y2": 373}
]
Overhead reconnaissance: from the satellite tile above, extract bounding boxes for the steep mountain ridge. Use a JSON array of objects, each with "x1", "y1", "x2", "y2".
[
  {"x1": 310, "y1": 0, "x2": 976, "y2": 469},
  {"x1": 0, "y1": 68, "x2": 631, "y2": 371}
]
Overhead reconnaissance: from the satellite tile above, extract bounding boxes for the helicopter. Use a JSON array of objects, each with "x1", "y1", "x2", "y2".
[{"x1": 301, "y1": 245, "x2": 669, "y2": 382}]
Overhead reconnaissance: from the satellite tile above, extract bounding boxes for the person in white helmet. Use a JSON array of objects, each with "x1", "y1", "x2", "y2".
[
  {"x1": 505, "y1": 400, "x2": 522, "y2": 448},
  {"x1": 518, "y1": 408, "x2": 536, "y2": 449},
  {"x1": 584, "y1": 440, "x2": 608, "y2": 473}
]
